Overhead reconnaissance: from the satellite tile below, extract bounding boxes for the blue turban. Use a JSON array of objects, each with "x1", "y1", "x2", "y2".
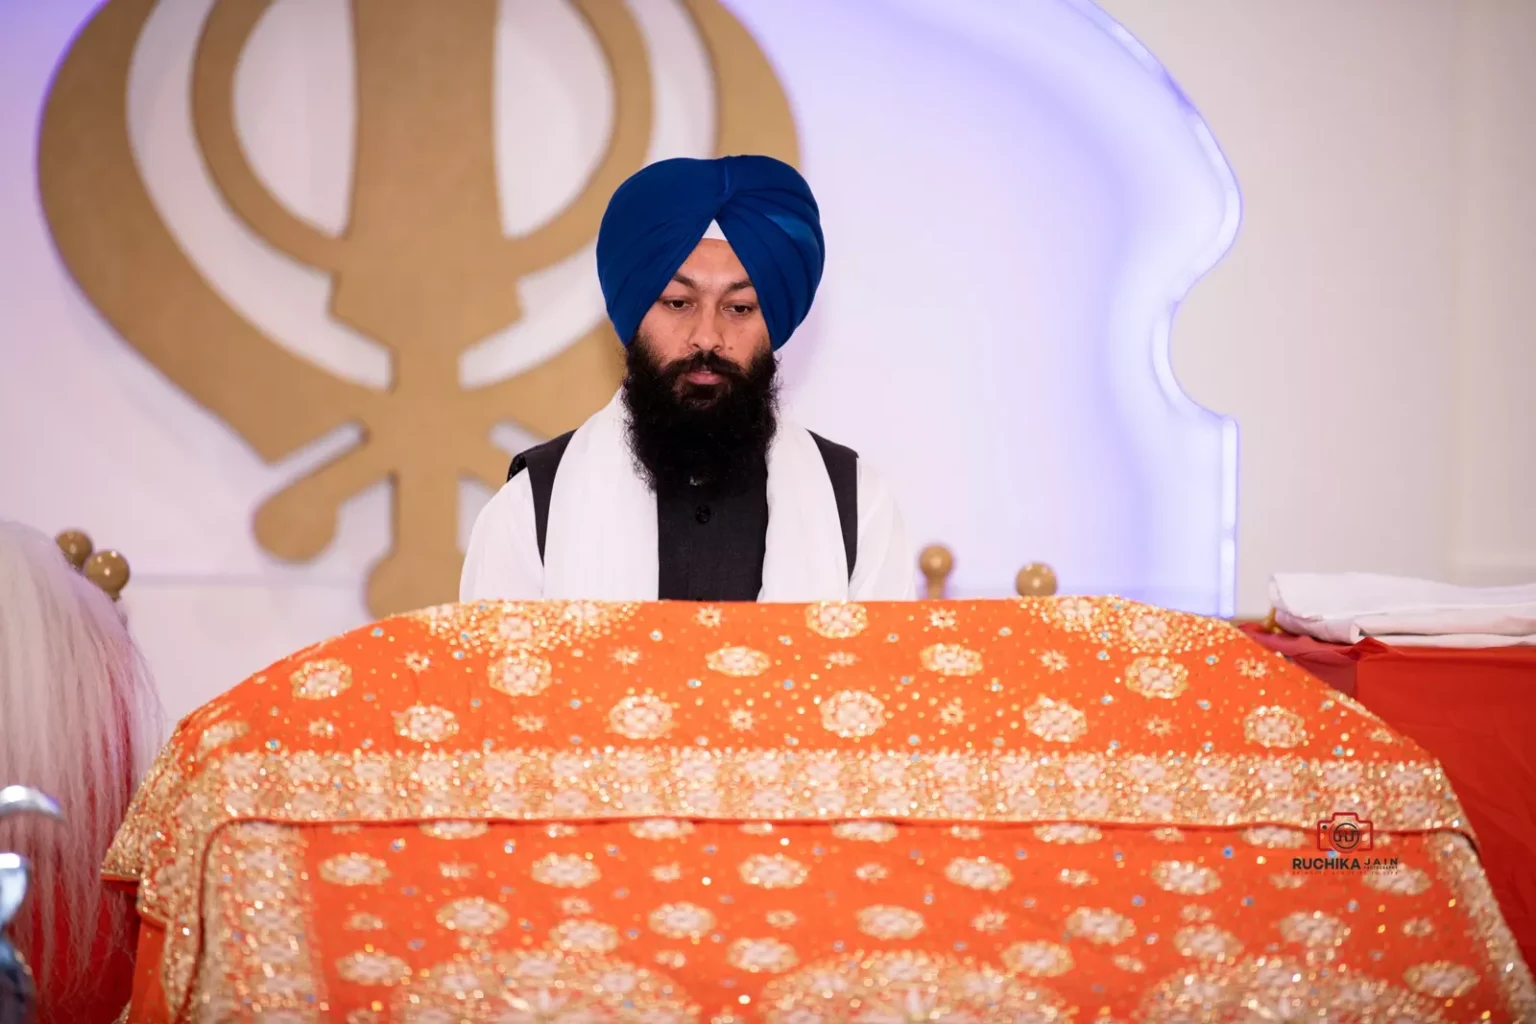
[{"x1": 595, "y1": 155, "x2": 825, "y2": 351}]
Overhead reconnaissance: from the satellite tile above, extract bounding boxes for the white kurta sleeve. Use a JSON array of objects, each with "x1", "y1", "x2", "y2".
[
  {"x1": 460, "y1": 472, "x2": 545, "y2": 601},
  {"x1": 849, "y1": 459, "x2": 917, "y2": 600}
]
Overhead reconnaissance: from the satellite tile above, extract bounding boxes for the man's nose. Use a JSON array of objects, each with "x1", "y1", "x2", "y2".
[{"x1": 690, "y1": 310, "x2": 726, "y2": 352}]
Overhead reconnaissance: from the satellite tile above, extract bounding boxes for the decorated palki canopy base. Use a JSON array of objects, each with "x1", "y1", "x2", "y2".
[{"x1": 105, "y1": 598, "x2": 1534, "y2": 1022}]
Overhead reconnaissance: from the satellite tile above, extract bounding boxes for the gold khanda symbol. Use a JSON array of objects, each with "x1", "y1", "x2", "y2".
[{"x1": 39, "y1": 0, "x2": 799, "y2": 616}]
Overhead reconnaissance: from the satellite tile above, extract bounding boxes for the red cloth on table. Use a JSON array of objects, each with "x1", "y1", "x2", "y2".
[
  {"x1": 1243, "y1": 624, "x2": 1536, "y2": 970},
  {"x1": 19, "y1": 883, "x2": 137, "y2": 1024},
  {"x1": 1238, "y1": 625, "x2": 1363, "y2": 697}
]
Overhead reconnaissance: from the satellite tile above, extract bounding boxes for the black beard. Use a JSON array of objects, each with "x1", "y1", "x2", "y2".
[{"x1": 621, "y1": 337, "x2": 779, "y2": 493}]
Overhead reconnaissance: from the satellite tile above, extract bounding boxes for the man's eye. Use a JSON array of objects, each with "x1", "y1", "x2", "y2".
[
  {"x1": 728, "y1": 304, "x2": 756, "y2": 315},
  {"x1": 662, "y1": 299, "x2": 689, "y2": 311}
]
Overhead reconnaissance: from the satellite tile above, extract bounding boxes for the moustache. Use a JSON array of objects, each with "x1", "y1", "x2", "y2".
[{"x1": 660, "y1": 350, "x2": 752, "y2": 386}]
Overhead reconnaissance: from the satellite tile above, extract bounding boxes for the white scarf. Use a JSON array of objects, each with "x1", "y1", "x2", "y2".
[{"x1": 542, "y1": 392, "x2": 850, "y2": 601}]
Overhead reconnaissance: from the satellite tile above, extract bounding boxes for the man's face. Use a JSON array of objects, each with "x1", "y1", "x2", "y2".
[
  {"x1": 621, "y1": 239, "x2": 780, "y2": 491},
  {"x1": 634, "y1": 239, "x2": 772, "y2": 395}
]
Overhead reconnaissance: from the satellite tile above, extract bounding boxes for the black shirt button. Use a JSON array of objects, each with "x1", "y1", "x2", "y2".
[{"x1": 695, "y1": 505, "x2": 713, "y2": 524}]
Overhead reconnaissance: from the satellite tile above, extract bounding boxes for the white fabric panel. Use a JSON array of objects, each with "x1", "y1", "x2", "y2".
[
  {"x1": 461, "y1": 392, "x2": 915, "y2": 601},
  {"x1": 1271, "y1": 572, "x2": 1536, "y2": 646}
]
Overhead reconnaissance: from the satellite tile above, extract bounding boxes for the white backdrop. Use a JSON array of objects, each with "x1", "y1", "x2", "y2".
[
  {"x1": 1097, "y1": 0, "x2": 1536, "y2": 601},
  {"x1": 38, "y1": 0, "x2": 1536, "y2": 721}
]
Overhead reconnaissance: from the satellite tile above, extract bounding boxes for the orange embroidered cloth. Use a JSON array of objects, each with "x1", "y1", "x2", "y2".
[{"x1": 105, "y1": 598, "x2": 1536, "y2": 1021}]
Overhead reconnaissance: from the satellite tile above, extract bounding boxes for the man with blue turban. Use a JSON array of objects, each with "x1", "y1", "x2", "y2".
[{"x1": 462, "y1": 156, "x2": 914, "y2": 602}]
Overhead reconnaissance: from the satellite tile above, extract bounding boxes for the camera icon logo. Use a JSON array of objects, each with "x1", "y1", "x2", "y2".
[{"x1": 1317, "y1": 811, "x2": 1373, "y2": 853}]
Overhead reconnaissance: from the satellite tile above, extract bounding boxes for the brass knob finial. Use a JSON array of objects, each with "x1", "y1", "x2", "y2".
[
  {"x1": 55, "y1": 529, "x2": 93, "y2": 569},
  {"x1": 1015, "y1": 562, "x2": 1058, "y2": 597},
  {"x1": 83, "y1": 549, "x2": 130, "y2": 600},
  {"x1": 918, "y1": 544, "x2": 954, "y2": 600}
]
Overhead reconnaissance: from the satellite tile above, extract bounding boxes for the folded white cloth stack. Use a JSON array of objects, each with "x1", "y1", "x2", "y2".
[{"x1": 1270, "y1": 573, "x2": 1536, "y2": 648}]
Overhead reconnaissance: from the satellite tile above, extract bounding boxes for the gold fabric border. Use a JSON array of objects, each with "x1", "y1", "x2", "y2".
[
  {"x1": 385, "y1": 952, "x2": 697, "y2": 1020},
  {"x1": 184, "y1": 823, "x2": 323, "y2": 1023},
  {"x1": 1432, "y1": 833, "x2": 1536, "y2": 1019},
  {"x1": 108, "y1": 746, "x2": 1463, "y2": 925}
]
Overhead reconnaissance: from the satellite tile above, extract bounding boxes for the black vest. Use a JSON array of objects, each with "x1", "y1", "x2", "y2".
[{"x1": 507, "y1": 432, "x2": 858, "y2": 600}]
